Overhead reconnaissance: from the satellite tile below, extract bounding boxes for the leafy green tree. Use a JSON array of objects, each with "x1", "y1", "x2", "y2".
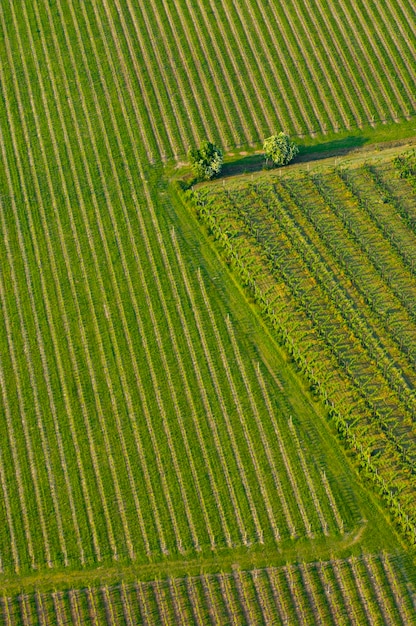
[
  {"x1": 263, "y1": 133, "x2": 298, "y2": 167},
  {"x1": 188, "y1": 141, "x2": 223, "y2": 181}
]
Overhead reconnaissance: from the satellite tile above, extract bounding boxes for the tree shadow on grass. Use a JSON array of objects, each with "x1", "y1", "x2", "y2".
[
  {"x1": 297, "y1": 135, "x2": 369, "y2": 159},
  {"x1": 221, "y1": 136, "x2": 369, "y2": 179}
]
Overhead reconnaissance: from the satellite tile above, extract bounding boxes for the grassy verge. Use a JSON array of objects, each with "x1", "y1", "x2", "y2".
[{"x1": 170, "y1": 119, "x2": 416, "y2": 184}]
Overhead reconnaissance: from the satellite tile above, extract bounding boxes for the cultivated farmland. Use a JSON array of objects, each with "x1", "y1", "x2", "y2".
[
  {"x1": 3, "y1": 0, "x2": 413, "y2": 164},
  {"x1": 194, "y1": 156, "x2": 416, "y2": 544},
  {"x1": 121, "y1": 0, "x2": 416, "y2": 158},
  {"x1": 2, "y1": 555, "x2": 415, "y2": 625},
  {"x1": 1, "y1": 0, "x2": 416, "y2": 623}
]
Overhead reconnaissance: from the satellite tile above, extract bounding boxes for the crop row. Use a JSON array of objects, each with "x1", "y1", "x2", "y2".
[
  {"x1": 1, "y1": 554, "x2": 414, "y2": 625},
  {"x1": 113, "y1": 0, "x2": 416, "y2": 156},
  {"x1": 1, "y1": 0, "x2": 414, "y2": 171},
  {"x1": 6, "y1": 0, "x2": 411, "y2": 164},
  {"x1": 0, "y1": 0, "x2": 356, "y2": 572},
  {"x1": 194, "y1": 159, "x2": 416, "y2": 541}
]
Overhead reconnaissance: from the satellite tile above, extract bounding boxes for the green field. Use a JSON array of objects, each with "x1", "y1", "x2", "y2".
[
  {"x1": 1, "y1": 0, "x2": 416, "y2": 623},
  {"x1": 193, "y1": 156, "x2": 416, "y2": 537},
  {"x1": 2, "y1": 555, "x2": 415, "y2": 624}
]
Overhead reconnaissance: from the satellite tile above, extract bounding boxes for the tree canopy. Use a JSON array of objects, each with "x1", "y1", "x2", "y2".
[
  {"x1": 263, "y1": 133, "x2": 298, "y2": 167},
  {"x1": 188, "y1": 141, "x2": 223, "y2": 181}
]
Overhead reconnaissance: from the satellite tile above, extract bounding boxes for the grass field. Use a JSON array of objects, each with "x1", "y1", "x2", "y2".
[{"x1": 1, "y1": 0, "x2": 416, "y2": 623}]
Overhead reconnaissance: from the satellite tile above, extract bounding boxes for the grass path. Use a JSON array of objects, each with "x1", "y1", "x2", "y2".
[
  {"x1": 0, "y1": 528, "x2": 406, "y2": 597},
  {"x1": 206, "y1": 135, "x2": 416, "y2": 183}
]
